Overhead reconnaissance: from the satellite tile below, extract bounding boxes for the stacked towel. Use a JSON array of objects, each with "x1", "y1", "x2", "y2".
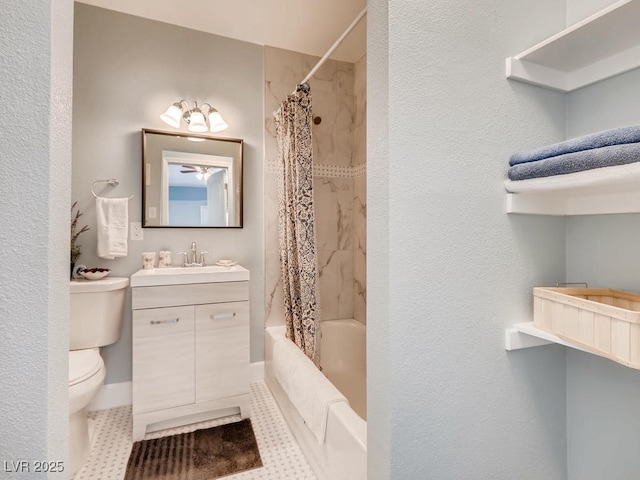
[
  {"x1": 96, "y1": 197, "x2": 129, "y2": 259},
  {"x1": 504, "y1": 162, "x2": 640, "y2": 194},
  {"x1": 510, "y1": 125, "x2": 640, "y2": 166},
  {"x1": 508, "y1": 126, "x2": 640, "y2": 181},
  {"x1": 509, "y1": 142, "x2": 640, "y2": 181}
]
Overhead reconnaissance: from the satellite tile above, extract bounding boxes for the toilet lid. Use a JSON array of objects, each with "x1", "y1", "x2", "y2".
[{"x1": 69, "y1": 348, "x2": 103, "y2": 386}]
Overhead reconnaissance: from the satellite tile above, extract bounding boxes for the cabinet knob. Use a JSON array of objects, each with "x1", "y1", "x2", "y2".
[{"x1": 210, "y1": 312, "x2": 236, "y2": 320}]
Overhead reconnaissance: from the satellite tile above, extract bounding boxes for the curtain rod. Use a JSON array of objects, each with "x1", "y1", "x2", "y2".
[
  {"x1": 274, "y1": 6, "x2": 367, "y2": 117},
  {"x1": 299, "y1": 6, "x2": 367, "y2": 87}
]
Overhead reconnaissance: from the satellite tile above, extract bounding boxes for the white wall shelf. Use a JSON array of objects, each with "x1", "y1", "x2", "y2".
[
  {"x1": 506, "y1": 187, "x2": 640, "y2": 216},
  {"x1": 506, "y1": 0, "x2": 640, "y2": 92},
  {"x1": 505, "y1": 163, "x2": 640, "y2": 215},
  {"x1": 505, "y1": 322, "x2": 591, "y2": 353}
]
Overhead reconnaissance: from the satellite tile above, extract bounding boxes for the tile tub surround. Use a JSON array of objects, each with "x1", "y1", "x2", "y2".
[
  {"x1": 320, "y1": 319, "x2": 366, "y2": 421},
  {"x1": 265, "y1": 46, "x2": 366, "y2": 327},
  {"x1": 74, "y1": 382, "x2": 317, "y2": 480}
]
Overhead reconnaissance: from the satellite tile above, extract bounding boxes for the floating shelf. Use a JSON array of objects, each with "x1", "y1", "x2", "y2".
[
  {"x1": 506, "y1": 0, "x2": 640, "y2": 92},
  {"x1": 506, "y1": 187, "x2": 640, "y2": 216},
  {"x1": 505, "y1": 322, "x2": 591, "y2": 353},
  {"x1": 505, "y1": 163, "x2": 640, "y2": 215}
]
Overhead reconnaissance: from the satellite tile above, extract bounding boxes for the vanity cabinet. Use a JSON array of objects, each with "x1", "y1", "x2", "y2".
[
  {"x1": 195, "y1": 302, "x2": 250, "y2": 401},
  {"x1": 130, "y1": 274, "x2": 250, "y2": 441},
  {"x1": 133, "y1": 305, "x2": 195, "y2": 413}
]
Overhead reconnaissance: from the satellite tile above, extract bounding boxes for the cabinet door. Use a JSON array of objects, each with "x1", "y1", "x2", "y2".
[
  {"x1": 195, "y1": 301, "x2": 249, "y2": 402},
  {"x1": 132, "y1": 305, "x2": 195, "y2": 414}
]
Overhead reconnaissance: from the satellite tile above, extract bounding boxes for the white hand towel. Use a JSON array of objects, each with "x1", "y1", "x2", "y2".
[
  {"x1": 272, "y1": 330, "x2": 302, "y2": 395},
  {"x1": 276, "y1": 335, "x2": 348, "y2": 444},
  {"x1": 96, "y1": 197, "x2": 129, "y2": 259}
]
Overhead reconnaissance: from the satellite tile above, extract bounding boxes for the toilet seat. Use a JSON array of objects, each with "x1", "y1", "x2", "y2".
[{"x1": 69, "y1": 348, "x2": 103, "y2": 386}]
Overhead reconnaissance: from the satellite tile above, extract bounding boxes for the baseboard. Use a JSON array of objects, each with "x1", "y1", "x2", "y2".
[
  {"x1": 250, "y1": 361, "x2": 265, "y2": 384},
  {"x1": 89, "y1": 381, "x2": 132, "y2": 411},
  {"x1": 89, "y1": 362, "x2": 265, "y2": 412}
]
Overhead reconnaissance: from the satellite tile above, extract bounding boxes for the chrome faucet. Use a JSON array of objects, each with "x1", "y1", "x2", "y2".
[{"x1": 178, "y1": 242, "x2": 209, "y2": 267}]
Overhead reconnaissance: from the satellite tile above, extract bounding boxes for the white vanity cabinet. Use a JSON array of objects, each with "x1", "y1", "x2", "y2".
[
  {"x1": 130, "y1": 267, "x2": 250, "y2": 441},
  {"x1": 195, "y1": 301, "x2": 250, "y2": 402},
  {"x1": 132, "y1": 305, "x2": 195, "y2": 413}
]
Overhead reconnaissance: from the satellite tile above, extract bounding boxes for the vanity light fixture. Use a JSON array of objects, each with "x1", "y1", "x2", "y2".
[{"x1": 160, "y1": 100, "x2": 228, "y2": 133}]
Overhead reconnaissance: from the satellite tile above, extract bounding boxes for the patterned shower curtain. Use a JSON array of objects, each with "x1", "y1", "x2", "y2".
[{"x1": 274, "y1": 83, "x2": 322, "y2": 367}]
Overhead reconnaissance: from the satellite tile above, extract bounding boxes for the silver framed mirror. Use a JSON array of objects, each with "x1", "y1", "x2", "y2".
[{"x1": 142, "y1": 129, "x2": 243, "y2": 228}]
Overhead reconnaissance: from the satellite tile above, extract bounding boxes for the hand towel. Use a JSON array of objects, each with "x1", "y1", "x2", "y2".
[
  {"x1": 272, "y1": 330, "x2": 302, "y2": 395},
  {"x1": 274, "y1": 335, "x2": 347, "y2": 444},
  {"x1": 288, "y1": 360, "x2": 348, "y2": 444},
  {"x1": 509, "y1": 125, "x2": 640, "y2": 166},
  {"x1": 507, "y1": 142, "x2": 640, "y2": 181},
  {"x1": 96, "y1": 197, "x2": 129, "y2": 259}
]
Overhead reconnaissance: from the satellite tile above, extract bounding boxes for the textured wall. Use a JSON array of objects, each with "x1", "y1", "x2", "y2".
[
  {"x1": 0, "y1": 0, "x2": 72, "y2": 468},
  {"x1": 369, "y1": 0, "x2": 570, "y2": 477},
  {"x1": 565, "y1": 67, "x2": 640, "y2": 480},
  {"x1": 73, "y1": 4, "x2": 264, "y2": 383},
  {"x1": 264, "y1": 47, "x2": 366, "y2": 326},
  {"x1": 566, "y1": 0, "x2": 619, "y2": 25}
]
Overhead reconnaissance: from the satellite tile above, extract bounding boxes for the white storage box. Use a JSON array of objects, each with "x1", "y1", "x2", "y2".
[{"x1": 533, "y1": 287, "x2": 640, "y2": 369}]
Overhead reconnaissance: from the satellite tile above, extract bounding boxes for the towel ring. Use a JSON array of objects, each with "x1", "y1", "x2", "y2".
[{"x1": 91, "y1": 179, "x2": 134, "y2": 199}]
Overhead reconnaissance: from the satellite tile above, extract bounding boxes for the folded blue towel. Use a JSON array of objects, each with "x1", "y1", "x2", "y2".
[
  {"x1": 509, "y1": 125, "x2": 640, "y2": 166},
  {"x1": 508, "y1": 142, "x2": 640, "y2": 181}
]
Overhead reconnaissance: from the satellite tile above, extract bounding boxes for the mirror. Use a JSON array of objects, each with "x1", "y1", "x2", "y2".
[{"x1": 142, "y1": 129, "x2": 243, "y2": 227}]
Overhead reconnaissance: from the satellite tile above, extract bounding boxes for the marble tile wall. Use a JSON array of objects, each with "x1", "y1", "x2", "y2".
[
  {"x1": 353, "y1": 54, "x2": 367, "y2": 325},
  {"x1": 265, "y1": 46, "x2": 366, "y2": 327}
]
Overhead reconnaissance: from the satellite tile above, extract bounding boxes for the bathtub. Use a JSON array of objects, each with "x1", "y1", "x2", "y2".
[{"x1": 265, "y1": 319, "x2": 367, "y2": 480}]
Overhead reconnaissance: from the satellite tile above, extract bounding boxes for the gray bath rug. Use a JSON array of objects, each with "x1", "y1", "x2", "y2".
[{"x1": 124, "y1": 419, "x2": 262, "y2": 479}]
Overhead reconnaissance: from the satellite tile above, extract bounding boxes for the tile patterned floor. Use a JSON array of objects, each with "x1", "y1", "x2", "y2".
[{"x1": 74, "y1": 382, "x2": 317, "y2": 480}]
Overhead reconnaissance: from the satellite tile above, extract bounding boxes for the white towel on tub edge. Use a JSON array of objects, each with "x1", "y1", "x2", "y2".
[
  {"x1": 272, "y1": 332, "x2": 301, "y2": 395},
  {"x1": 284, "y1": 338, "x2": 348, "y2": 444}
]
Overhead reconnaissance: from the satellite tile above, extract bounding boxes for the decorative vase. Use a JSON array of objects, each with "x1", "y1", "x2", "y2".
[{"x1": 70, "y1": 262, "x2": 75, "y2": 280}]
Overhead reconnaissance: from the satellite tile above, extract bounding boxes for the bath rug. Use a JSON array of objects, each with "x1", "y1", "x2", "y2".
[{"x1": 124, "y1": 419, "x2": 262, "y2": 480}]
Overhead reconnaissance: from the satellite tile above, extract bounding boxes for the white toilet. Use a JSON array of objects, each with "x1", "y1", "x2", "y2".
[{"x1": 69, "y1": 277, "x2": 128, "y2": 477}]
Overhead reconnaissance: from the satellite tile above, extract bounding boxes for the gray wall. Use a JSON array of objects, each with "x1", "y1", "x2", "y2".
[
  {"x1": 566, "y1": 0, "x2": 618, "y2": 24},
  {"x1": 565, "y1": 68, "x2": 640, "y2": 480},
  {"x1": 73, "y1": 4, "x2": 265, "y2": 384},
  {"x1": 0, "y1": 0, "x2": 72, "y2": 469},
  {"x1": 368, "y1": 0, "x2": 570, "y2": 477}
]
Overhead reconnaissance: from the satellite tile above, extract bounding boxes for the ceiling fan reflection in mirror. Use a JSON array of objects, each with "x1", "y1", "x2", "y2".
[{"x1": 180, "y1": 165, "x2": 220, "y2": 181}]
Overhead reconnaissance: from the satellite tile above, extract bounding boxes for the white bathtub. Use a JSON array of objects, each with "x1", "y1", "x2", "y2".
[{"x1": 265, "y1": 319, "x2": 367, "y2": 480}]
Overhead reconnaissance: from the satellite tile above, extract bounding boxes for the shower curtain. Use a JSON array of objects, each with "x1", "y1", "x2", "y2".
[{"x1": 274, "y1": 84, "x2": 322, "y2": 367}]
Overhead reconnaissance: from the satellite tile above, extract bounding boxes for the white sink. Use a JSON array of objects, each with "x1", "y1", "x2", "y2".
[{"x1": 130, "y1": 265, "x2": 249, "y2": 287}]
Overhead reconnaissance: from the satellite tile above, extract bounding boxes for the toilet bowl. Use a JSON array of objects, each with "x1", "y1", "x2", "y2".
[
  {"x1": 69, "y1": 349, "x2": 106, "y2": 475},
  {"x1": 69, "y1": 277, "x2": 128, "y2": 477}
]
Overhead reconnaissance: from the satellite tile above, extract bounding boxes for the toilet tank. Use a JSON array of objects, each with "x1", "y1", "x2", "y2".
[{"x1": 70, "y1": 277, "x2": 129, "y2": 350}]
